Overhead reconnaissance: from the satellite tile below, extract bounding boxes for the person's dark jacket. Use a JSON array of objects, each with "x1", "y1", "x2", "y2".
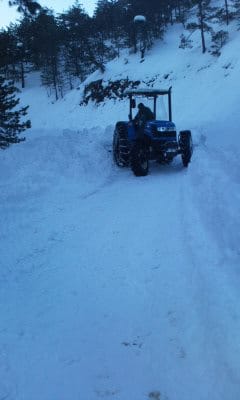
[{"x1": 134, "y1": 104, "x2": 154, "y2": 126}]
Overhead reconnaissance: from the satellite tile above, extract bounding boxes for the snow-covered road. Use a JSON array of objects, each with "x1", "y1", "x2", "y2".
[{"x1": 1, "y1": 129, "x2": 240, "y2": 400}]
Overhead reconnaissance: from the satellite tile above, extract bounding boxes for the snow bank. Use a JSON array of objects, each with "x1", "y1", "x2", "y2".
[{"x1": 1, "y1": 127, "x2": 113, "y2": 204}]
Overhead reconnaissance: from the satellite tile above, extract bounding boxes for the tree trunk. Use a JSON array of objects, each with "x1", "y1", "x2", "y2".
[
  {"x1": 198, "y1": 0, "x2": 206, "y2": 53},
  {"x1": 21, "y1": 61, "x2": 25, "y2": 89},
  {"x1": 225, "y1": 0, "x2": 229, "y2": 25},
  {"x1": 51, "y1": 57, "x2": 58, "y2": 101},
  {"x1": 74, "y1": 55, "x2": 80, "y2": 77},
  {"x1": 68, "y1": 74, "x2": 73, "y2": 90}
]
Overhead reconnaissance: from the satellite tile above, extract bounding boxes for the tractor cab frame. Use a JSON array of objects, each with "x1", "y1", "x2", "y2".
[
  {"x1": 113, "y1": 87, "x2": 193, "y2": 176},
  {"x1": 125, "y1": 87, "x2": 173, "y2": 122}
]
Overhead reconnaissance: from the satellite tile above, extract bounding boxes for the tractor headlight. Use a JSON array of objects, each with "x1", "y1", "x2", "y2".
[
  {"x1": 157, "y1": 126, "x2": 175, "y2": 132},
  {"x1": 157, "y1": 127, "x2": 167, "y2": 132}
]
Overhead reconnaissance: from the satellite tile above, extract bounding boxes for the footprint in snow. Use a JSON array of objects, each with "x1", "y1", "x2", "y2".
[
  {"x1": 121, "y1": 340, "x2": 143, "y2": 349},
  {"x1": 148, "y1": 391, "x2": 161, "y2": 399}
]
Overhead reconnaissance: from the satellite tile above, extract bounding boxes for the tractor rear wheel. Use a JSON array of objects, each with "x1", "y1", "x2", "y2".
[
  {"x1": 113, "y1": 123, "x2": 130, "y2": 167},
  {"x1": 131, "y1": 142, "x2": 149, "y2": 176},
  {"x1": 179, "y1": 130, "x2": 193, "y2": 167}
]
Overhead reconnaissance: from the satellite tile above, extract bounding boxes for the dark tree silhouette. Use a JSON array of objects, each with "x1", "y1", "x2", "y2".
[
  {"x1": 0, "y1": 75, "x2": 31, "y2": 148},
  {"x1": 8, "y1": 0, "x2": 41, "y2": 15}
]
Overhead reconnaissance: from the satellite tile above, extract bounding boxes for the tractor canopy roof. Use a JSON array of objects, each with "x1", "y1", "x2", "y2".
[{"x1": 124, "y1": 87, "x2": 171, "y2": 96}]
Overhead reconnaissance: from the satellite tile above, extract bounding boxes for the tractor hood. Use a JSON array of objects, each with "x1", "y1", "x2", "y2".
[{"x1": 146, "y1": 120, "x2": 176, "y2": 132}]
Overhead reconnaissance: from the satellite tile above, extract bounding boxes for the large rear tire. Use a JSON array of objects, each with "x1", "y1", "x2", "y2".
[
  {"x1": 179, "y1": 130, "x2": 193, "y2": 167},
  {"x1": 130, "y1": 142, "x2": 149, "y2": 177},
  {"x1": 113, "y1": 122, "x2": 130, "y2": 167}
]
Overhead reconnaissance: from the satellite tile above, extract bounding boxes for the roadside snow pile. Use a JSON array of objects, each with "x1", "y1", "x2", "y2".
[{"x1": 0, "y1": 127, "x2": 113, "y2": 203}]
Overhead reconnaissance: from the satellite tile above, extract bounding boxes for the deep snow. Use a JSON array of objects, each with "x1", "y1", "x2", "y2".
[{"x1": 1, "y1": 21, "x2": 240, "y2": 400}]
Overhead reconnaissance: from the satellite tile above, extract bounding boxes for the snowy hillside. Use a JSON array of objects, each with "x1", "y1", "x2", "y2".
[{"x1": 1, "y1": 20, "x2": 240, "y2": 400}]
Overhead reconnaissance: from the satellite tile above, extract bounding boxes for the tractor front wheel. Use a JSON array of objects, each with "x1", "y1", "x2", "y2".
[
  {"x1": 179, "y1": 130, "x2": 193, "y2": 167},
  {"x1": 113, "y1": 123, "x2": 130, "y2": 167},
  {"x1": 130, "y1": 142, "x2": 149, "y2": 176}
]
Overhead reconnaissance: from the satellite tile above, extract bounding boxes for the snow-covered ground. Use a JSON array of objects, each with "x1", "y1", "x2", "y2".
[{"x1": 1, "y1": 21, "x2": 240, "y2": 400}]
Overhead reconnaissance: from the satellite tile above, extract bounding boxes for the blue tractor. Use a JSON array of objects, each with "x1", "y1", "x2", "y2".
[{"x1": 113, "y1": 87, "x2": 193, "y2": 176}]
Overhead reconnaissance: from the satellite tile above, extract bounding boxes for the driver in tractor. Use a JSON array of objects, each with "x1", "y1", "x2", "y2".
[{"x1": 133, "y1": 103, "x2": 154, "y2": 137}]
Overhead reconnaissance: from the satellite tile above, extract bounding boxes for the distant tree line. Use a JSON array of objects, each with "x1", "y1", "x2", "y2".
[
  {"x1": 0, "y1": 0, "x2": 239, "y2": 148},
  {"x1": 1, "y1": 0, "x2": 240, "y2": 100}
]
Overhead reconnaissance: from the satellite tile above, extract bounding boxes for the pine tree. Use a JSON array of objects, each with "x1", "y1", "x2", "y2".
[
  {"x1": 9, "y1": 0, "x2": 41, "y2": 15},
  {"x1": 233, "y1": 0, "x2": 240, "y2": 21},
  {"x1": 0, "y1": 28, "x2": 19, "y2": 81},
  {"x1": 29, "y1": 10, "x2": 62, "y2": 100},
  {"x1": 0, "y1": 76, "x2": 31, "y2": 148},
  {"x1": 185, "y1": 0, "x2": 215, "y2": 53},
  {"x1": 59, "y1": 3, "x2": 91, "y2": 81},
  {"x1": 210, "y1": 29, "x2": 228, "y2": 56}
]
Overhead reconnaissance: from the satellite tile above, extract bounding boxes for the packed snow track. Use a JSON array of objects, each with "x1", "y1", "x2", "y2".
[{"x1": 1, "y1": 128, "x2": 240, "y2": 400}]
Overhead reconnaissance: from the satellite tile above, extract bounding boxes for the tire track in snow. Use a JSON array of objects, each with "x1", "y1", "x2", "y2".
[{"x1": 177, "y1": 141, "x2": 240, "y2": 399}]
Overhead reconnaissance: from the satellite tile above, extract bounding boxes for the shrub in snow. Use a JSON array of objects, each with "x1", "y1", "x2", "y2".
[
  {"x1": 210, "y1": 30, "x2": 229, "y2": 56},
  {"x1": 179, "y1": 33, "x2": 193, "y2": 49}
]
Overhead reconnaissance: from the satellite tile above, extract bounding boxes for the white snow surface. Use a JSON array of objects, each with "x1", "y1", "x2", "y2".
[{"x1": 1, "y1": 22, "x2": 240, "y2": 400}]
